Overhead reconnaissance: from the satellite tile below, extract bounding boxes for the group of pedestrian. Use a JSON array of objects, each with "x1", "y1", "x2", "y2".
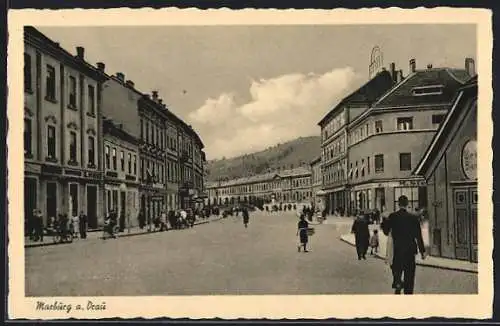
[
  {"x1": 28, "y1": 209, "x2": 89, "y2": 242},
  {"x1": 350, "y1": 195, "x2": 426, "y2": 295}
]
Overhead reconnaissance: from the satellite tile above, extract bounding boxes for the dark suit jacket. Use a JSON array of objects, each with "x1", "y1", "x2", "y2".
[{"x1": 382, "y1": 209, "x2": 425, "y2": 258}]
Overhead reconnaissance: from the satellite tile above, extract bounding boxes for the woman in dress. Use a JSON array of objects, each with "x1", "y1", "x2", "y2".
[{"x1": 297, "y1": 214, "x2": 309, "y2": 253}]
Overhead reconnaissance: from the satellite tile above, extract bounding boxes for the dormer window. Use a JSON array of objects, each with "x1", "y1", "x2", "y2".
[{"x1": 412, "y1": 85, "x2": 444, "y2": 96}]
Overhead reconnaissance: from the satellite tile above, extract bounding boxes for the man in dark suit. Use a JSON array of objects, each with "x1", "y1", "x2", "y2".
[{"x1": 382, "y1": 195, "x2": 426, "y2": 294}]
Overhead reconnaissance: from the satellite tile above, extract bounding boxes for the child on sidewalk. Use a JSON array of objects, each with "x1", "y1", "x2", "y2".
[{"x1": 369, "y1": 229, "x2": 379, "y2": 255}]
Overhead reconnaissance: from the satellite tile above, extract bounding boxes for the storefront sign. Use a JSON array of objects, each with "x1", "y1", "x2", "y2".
[
  {"x1": 41, "y1": 165, "x2": 63, "y2": 175},
  {"x1": 84, "y1": 171, "x2": 102, "y2": 179},
  {"x1": 462, "y1": 140, "x2": 477, "y2": 180},
  {"x1": 25, "y1": 163, "x2": 41, "y2": 174},
  {"x1": 64, "y1": 169, "x2": 82, "y2": 176}
]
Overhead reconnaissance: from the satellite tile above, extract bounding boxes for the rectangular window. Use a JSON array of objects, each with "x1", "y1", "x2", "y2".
[
  {"x1": 69, "y1": 131, "x2": 77, "y2": 161},
  {"x1": 47, "y1": 126, "x2": 56, "y2": 158},
  {"x1": 145, "y1": 121, "x2": 149, "y2": 143},
  {"x1": 367, "y1": 157, "x2": 370, "y2": 174},
  {"x1": 375, "y1": 154, "x2": 384, "y2": 173},
  {"x1": 133, "y1": 155, "x2": 137, "y2": 175},
  {"x1": 399, "y1": 153, "x2": 412, "y2": 171},
  {"x1": 105, "y1": 145, "x2": 110, "y2": 169},
  {"x1": 412, "y1": 85, "x2": 444, "y2": 96},
  {"x1": 120, "y1": 150, "x2": 125, "y2": 171},
  {"x1": 365, "y1": 124, "x2": 369, "y2": 136},
  {"x1": 88, "y1": 136, "x2": 95, "y2": 166},
  {"x1": 397, "y1": 117, "x2": 413, "y2": 131},
  {"x1": 128, "y1": 153, "x2": 132, "y2": 174},
  {"x1": 69, "y1": 183, "x2": 79, "y2": 217},
  {"x1": 361, "y1": 159, "x2": 365, "y2": 177},
  {"x1": 24, "y1": 53, "x2": 32, "y2": 92},
  {"x1": 24, "y1": 118, "x2": 32, "y2": 155},
  {"x1": 87, "y1": 85, "x2": 95, "y2": 115},
  {"x1": 375, "y1": 120, "x2": 383, "y2": 133},
  {"x1": 141, "y1": 159, "x2": 145, "y2": 181},
  {"x1": 69, "y1": 76, "x2": 77, "y2": 107},
  {"x1": 45, "y1": 65, "x2": 56, "y2": 101},
  {"x1": 112, "y1": 148, "x2": 117, "y2": 170},
  {"x1": 432, "y1": 114, "x2": 445, "y2": 126}
]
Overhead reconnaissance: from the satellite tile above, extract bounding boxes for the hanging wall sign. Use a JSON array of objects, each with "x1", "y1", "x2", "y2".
[{"x1": 461, "y1": 140, "x2": 477, "y2": 180}]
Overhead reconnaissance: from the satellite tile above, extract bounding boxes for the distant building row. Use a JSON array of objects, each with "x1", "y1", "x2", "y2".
[
  {"x1": 205, "y1": 167, "x2": 312, "y2": 207},
  {"x1": 23, "y1": 27, "x2": 206, "y2": 233}
]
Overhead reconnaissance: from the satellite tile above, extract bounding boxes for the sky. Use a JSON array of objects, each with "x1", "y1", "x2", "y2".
[{"x1": 37, "y1": 25, "x2": 476, "y2": 160}]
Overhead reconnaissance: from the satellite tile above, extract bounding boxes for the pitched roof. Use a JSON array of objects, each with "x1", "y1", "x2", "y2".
[
  {"x1": 318, "y1": 70, "x2": 395, "y2": 126},
  {"x1": 373, "y1": 68, "x2": 470, "y2": 108},
  {"x1": 413, "y1": 76, "x2": 478, "y2": 177},
  {"x1": 279, "y1": 167, "x2": 311, "y2": 177}
]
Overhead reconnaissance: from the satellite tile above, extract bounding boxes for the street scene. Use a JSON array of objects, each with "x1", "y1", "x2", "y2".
[
  {"x1": 26, "y1": 211, "x2": 477, "y2": 296},
  {"x1": 22, "y1": 24, "x2": 479, "y2": 297}
]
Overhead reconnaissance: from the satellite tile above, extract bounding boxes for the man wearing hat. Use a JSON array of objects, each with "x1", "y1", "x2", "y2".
[{"x1": 382, "y1": 195, "x2": 426, "y2": 294}]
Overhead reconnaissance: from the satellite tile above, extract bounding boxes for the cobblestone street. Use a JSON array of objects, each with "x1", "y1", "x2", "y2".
[{"x1": 25, "y1": 211, "x2": 478, "y2": 296}]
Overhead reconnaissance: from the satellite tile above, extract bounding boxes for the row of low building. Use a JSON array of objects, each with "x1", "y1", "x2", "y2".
[
  {"x1": 205, "y1": 167, "x2": 313, "y2": 208},
  {"x1": 23, "y1": 26, "x2": 206, "y2": 233}
]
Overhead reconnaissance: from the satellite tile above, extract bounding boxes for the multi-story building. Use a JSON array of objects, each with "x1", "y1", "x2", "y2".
[
  {"x1": 103, "y1": 118, "x2": 140, "y2": 230},
  {"x1": 347, "y1": 59, "x2": 474, "y2": 215},
  {"x1": 414, "y1": 75, "x2": 477, "y2": 262},
  {"x1": 318, "y1": 69, "x2": 396, "y2": 216},
  {"x1": 24, "y1": 27, "x2": 108, "y2": 232},
  {"x1": 138, "y1": 91, "x2": 169, "y2": 222},
  {"x1": 205, "y1": 167, "x2": 312, "y2": 209},
  {"x1": 310, "y1": 156, "x2": 323, "y2": 210}
]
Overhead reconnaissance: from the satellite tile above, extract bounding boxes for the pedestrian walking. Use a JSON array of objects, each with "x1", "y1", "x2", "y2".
[
  {"x1": 78, "y1": 210, "x2": 87, "y2": 239},
  {"x1": 242, "y1": 206, "x2": 250, "y2": 228},
  {"x1": 72, "y1": 214, "x2": 79, "y2": 239},
  {"x1": 382, "y1": 195, "x2": 426, "y2": 295},
  {"x1": 34, "y1": 209, "x2": 44, "y2": 242},
  {"x1": 296, "y1": 214, "x2": 309, "y2": 253},
  {"x1": 351, "y1": 213, "x2": 370, "y2": 260},
  {"x1": 369, "y1": 229, "x2": 379, "y2": 255}
]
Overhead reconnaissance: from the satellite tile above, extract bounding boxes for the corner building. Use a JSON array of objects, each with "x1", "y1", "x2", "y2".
[
  {"x1": 347, "y1": 59, "x2": 474, "y2": 214},
  {"x1": 318, "y1": 69, "x2": 396, "y2": 216},
  {"x1": 23, "y1": 27, "x2": 108, "y2": 231}
]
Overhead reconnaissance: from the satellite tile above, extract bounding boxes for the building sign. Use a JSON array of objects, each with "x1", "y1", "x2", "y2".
[
  {"x1": 65, "y1": 169, "x2": 82, "y2": 177},
  {"x1": 41, "y1": 165, "x2": 63, "y2": 175},
  {"x1": 84, "y1": 171, "x2": 102, "y2": 179},
  {"x1": 25, "y1": 163, "x2": 41, "y2": 174},
  {"x1": 462, "y1": 140, "x2": 477, "y2": 180},
  {"x1": 369, "y1": 46, "x2": 384, "y2": 79}
]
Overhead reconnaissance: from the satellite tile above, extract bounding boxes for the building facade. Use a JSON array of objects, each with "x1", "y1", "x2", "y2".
[
  {"x1": 206, "y1": 167, "x2": 312, "y2": 209},
  {"x1": 414, "y1": 76, "x2": 477, "y2": 262},
  {"x1": 24, "y1": 27, "x2": 108, "y2": 232},
  {"x1": 347, "y1": 59, "x2": 473, "y2": 215},
  {"x1": 318, "y1": 69, "x2": 396, "y2": 216},
  {"x1": 103, "y1": 118, "x2": 140, "y2": 229}
]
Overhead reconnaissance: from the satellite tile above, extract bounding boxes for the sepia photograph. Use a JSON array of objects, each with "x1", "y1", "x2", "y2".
[{"x1": 7, "y1": 8, "x2": 493, "y2": 320}]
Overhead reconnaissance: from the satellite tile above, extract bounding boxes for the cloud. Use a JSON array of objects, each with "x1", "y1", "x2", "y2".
[{"x1": 188, "y1": 67, "x2": 359, "y2": 159}]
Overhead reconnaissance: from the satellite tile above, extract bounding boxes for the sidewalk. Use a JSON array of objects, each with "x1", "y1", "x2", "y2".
[
  {"x1": 25, "y1": 215, "x2": 224, "y2": 249},
  {"x1": 340, "y1": 224, "x2": 478, "y2": 273}
]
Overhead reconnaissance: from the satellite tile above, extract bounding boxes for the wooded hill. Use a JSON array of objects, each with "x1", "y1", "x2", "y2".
[{"x1": 206, "y1": 136, "x2": 321, "y2": 182}]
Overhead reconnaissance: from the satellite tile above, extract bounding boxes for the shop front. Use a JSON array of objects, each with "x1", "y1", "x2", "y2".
[{"x1": 414, "y1": 76, "x2": 477, "y2": 262}]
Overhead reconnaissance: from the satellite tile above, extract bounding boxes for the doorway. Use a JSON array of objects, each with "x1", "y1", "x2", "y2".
[
  {"x1": 46, "y1": 182, "x2": 57, "y2": 223},
  {"x1": 120, "y1": 191, "x2": 126, "y2": 231},
  {"x1": 24, "y1": 178, "x2": 37, "y2": 235},
  {"x1": 453, "y1": 187, "x2": 478, "y2": 262},
  {"x1": 86, "y1": 185, "x2": 98, "y2": 229}
]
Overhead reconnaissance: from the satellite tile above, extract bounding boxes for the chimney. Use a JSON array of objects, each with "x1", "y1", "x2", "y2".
[
  {"x1": 158, "y1": 99, "x2": 163, "y2": 105},
  {"x1": 397, "y1": 70, "x2": 404, "y2": 83},
  {"x1": 96, "y1": 62, "x2": 105, "y2": 72},
  {"x1": 409, "y1": 58, "x2": 416, "y2": 73},
  {"x1": 390, "y1": 62, "x2": 396, "y2": 82},
  {"x1": 116, "y1": 72, "x2": 125, "y2": 82},
  {"x1": 427, "y1": 64, "x2": 433, "y2": 69},
  {"x1": 125, "y1": 80, "x2": 135, "y2": 88},
  {"x1": 465, "y1": 57, "x2": 476, "y2": 76},
  {"x1": 76, "y1": 46, "x2": 85, "y2": 60},
  {"x1": 152, "y1": 91, "x2": 158, "y2": 101}
]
